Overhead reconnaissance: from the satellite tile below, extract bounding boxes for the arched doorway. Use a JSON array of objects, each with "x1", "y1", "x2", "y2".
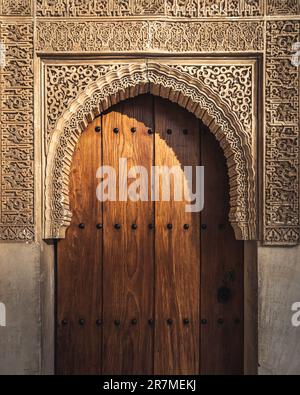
[{"x1": 56, "y1": 94, "x2": 244, "y2": 375}]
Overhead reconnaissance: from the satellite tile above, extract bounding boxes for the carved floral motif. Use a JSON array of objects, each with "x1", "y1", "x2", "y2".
[
  {"x1": 171, "y1": 65, "x2": 253, "y2": 143},
  {"x1": 46, "y1": 64, "x2": 122, "y2": 148},
  {"x1": 267, "y1": 0, "x2": 299, "y2": 15},
  {"x1": 46, "y1": 63, "x2": 253, "y2": 152}
]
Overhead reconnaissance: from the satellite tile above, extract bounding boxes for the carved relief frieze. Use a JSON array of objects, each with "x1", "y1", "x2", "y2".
[
  {"x1": 267, "y1": 1, "x2": 300, "y2": 15},
  {"x1": 265, "y1": 20, "x2": 300, "y2": 245},
  {"x1": 0, "y1": 21, "x2": 34, "y2": 241},
  {"x1": 35, "y1": 0, "x2": 264, "y2": 18},
  {"x1": 0, "y1": 0, "x2": 299, "y2": 245},
  {"x1": 0, "y1": 0, "x2": 32, "y2": 16},
  {"x1": 36, "y1": 20, "x2": 264, "y2": 53}
]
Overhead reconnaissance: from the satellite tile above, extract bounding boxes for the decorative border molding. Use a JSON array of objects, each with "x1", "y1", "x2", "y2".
[
  {"x1": 45, "y1": 63, "x2": 254, "y2": 152},
  {"x1": 36, "y1": 20, "x2": 264, "y2": 53},
  {"x1": 34, "y1": 0, "x2": 300, "y2": 18},
  {"x1": 264, "y1": 20, "x2": 300, "y2": 245},
  {"x1": 35, "y1": 0, "x2": 264, "y2": 18},
  {"x1": 44, "y1": 62, "x2": 257, "y2": 242},
  {"x1": 0, "y1": 21, "x2": 34, "y2": 241}
]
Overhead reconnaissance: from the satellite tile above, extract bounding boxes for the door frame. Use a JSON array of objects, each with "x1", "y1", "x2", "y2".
[{"x1": 37, "y1": 56, "x2": 261, "y2": 375}]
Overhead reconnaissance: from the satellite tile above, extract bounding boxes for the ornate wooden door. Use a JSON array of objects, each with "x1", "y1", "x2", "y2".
[{"x1": 56, "y1": 94, "x2": 244, "y2": 375}]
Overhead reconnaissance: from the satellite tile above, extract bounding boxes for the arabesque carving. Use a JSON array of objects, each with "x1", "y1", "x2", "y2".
[
  {"x1": 46, "y1": 63, "x2": 253, "y2": 153},
  {"x1": 171, "y1": 64, "x2": 253, "y2": 143},
  {"x1": 264, "y1": 20, "x2": 300, "y2": 245},
  {"x1": 0, "y1": 0, "x2": 299, "y2": 245},
  {"x1": 267, "y1": 1, "x2": 299, "y2": 15},
  {"x1": 36, "y1": 20, "x2": 264, "y2": 53},
  {"x1": 0, "y1": 21, "x2": 34, "y2": 241},
  {"x1": 46, "y1": 64, "x2": 122, "y2": 149},
  {"x1": 35, "y1": 0, "x2": 264, "y2": 17},
  {"x1": 44, "y1": 63, "x2": 257, "y2": 242}
]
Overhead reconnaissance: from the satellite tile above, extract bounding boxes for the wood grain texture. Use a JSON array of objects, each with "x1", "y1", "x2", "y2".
[
  {"x1": 57, "y1": 118, "x2": 102, "y2": 375},
  {"x1": 56, "y1": 94, "x2": 244, "y2": 375},
  {"x1": 154, "y1": 97, "x2": 201, "y2": 375},
  {"x1": 102, "y1": 95, "x2": 155, "y2": 375},
  {"x1": 200, "y1": 124, "x2": 244, "y2": 375}
]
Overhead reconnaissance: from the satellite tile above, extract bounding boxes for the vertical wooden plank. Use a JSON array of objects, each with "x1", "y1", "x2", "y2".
[
  {"x1": 102, "y1": 95, "x2": 154, "y2": 375},
  {"x1": 200, "y1": 125, "x2": 244, "y2": 375},
  {"x1": 56, "y1": 118, "x2": 102, "y2": 375},
  {"x1": 154, "y1": 97, "x2": 201, "y2": 375}
]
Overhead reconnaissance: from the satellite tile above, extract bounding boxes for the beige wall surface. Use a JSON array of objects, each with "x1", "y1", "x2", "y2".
[
  {"x1": 0, "y1": 243, "x2": 41, "y2": 375},
  {"x1": 259, "y1": 245, "x2": 300, "y2": 375}
]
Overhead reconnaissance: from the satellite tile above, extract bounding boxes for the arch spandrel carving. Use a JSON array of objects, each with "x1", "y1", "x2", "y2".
[{"x1": 44, "y1": 63, "x2": 257, "y2": 242}]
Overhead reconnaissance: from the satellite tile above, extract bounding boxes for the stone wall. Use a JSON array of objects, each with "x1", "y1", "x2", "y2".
[
  {"x1": 259, "y1": 245, "x2": 300, "y2": 375},
  {"x1": 0, "y1": 243, "x2": 41, "y2": 375}
]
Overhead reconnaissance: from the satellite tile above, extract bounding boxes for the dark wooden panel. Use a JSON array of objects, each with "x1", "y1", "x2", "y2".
[
  {"x1": 102, "y1": 95, "x2": 155, "y2": 375},
  {"x1": 200, "y1": 125, "x2": 244, "y2": 375},
  {"x1": 56, "y1": 94, "x2": 245, "y2": 376},
  {"x1": 56, "y1": 118, "x2": 103, "y2": 375},
  {"x1": 154, "y1": 97, "x2": 201, "y2": 375}
]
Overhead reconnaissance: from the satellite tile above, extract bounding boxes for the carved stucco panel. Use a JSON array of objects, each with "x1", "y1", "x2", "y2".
[
  {"x1": 46, "y1": 64, "x2": 123, "y2": 149},
  {"x1": 0, "y1": 0, "x2": 32, "y2": 15},
  {"x1": 267, "y1": 1, "x2": 300, "y2": 15},
  {"x1": 35, "y1": 0, "x2": 264, "y2": 17},
  {"x1": 264, "y1": 20, "x2": 300, "y2": 245},
  {"x1": 1, "y1": 0, "x2": 298, "y2": 18},
  {"x1": 36, "y1": 20, "x2": 264, "y2": 53},
  {"x1": 46, "y1": 63, "x2": 254, "y2": 153},
  {"x1": 170, "y1": 65, "x2": 253, "y2": 144},
  {"x1": 0, "y1": 21, "x2": 34, "y2": 241}
]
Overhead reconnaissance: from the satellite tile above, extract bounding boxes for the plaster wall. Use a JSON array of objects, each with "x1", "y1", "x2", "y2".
[
  {"x1": 0, "y1": 243, "x2": 41, "y2": 375},
  {"x1": 258, "y1": 245, "x2": 300, "y2": 375}
]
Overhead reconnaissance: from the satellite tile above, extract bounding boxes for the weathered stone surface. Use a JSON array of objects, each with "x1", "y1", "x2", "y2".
[
  {"x1": 258, "y1": 245, "x2": 300, "y2": 375},
  {"x1": 0, "y1": 243, "x2": 40, "y2": 375}
]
